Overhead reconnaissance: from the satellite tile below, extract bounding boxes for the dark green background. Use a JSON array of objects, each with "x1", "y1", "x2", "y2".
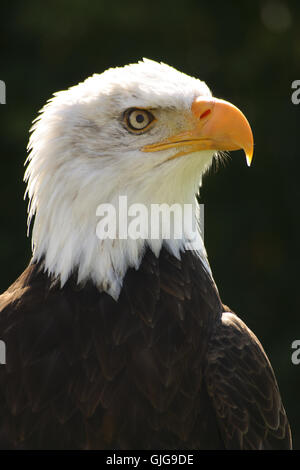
[{"x1": 1, "y1": 0, "x2": 299, "y2": 448}]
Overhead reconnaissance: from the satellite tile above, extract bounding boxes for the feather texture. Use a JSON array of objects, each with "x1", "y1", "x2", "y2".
[{"x1": 0, "y1": 248, "x2": 291, "y2": 449}]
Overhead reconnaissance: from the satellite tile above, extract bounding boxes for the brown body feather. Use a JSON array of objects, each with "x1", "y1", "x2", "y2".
[{"x1": 0, "y1": 248, "x2": 292, "y2": 449}]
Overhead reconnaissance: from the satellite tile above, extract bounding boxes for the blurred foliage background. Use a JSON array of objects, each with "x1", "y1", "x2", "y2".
[{"x1": 1, "y1": 0, "x2": 299, "y2": 449}]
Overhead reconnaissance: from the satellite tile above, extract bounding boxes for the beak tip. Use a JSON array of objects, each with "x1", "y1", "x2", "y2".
[{"x1": 245, "y1": 152, "x2": 253, "y2": 167}]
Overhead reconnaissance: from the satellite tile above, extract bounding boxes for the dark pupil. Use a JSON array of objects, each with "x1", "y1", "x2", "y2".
[{"x1": 136, "y1": 113, "x2": 145, "y2": 123}]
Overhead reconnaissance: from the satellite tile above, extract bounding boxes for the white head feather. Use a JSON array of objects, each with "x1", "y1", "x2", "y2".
[{"x1": 25, "y1": 59, "x2": 215, "y2": 299}]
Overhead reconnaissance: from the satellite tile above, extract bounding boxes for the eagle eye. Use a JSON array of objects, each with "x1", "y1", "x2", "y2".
[{"x1": 123, "y1": 108, "x2": 155, "y2": 133}]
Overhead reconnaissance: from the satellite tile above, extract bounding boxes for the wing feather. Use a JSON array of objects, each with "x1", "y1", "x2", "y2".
[{"x1": 205, "y1": 311, "x2": 292, "y2": 449}]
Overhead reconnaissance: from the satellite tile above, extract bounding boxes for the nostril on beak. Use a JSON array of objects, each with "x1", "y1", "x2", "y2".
[{"x1": 199, "y1": 109, "x2": 211, "y2": 120}]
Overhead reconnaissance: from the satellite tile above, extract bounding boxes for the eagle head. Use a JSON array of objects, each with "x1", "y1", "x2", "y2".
[{"x1": 24, "y1": 59, "x2": 253, "y2": 299}]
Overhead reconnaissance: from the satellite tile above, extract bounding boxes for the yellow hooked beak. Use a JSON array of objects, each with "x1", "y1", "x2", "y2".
[{"x1": 142, "y1": 96, "x2": 254, "y2": 166}]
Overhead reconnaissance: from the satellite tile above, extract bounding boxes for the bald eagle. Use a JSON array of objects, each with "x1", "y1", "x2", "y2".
[{"x1": 0, "y1": 59, "x2": 291, "y2": 450}]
